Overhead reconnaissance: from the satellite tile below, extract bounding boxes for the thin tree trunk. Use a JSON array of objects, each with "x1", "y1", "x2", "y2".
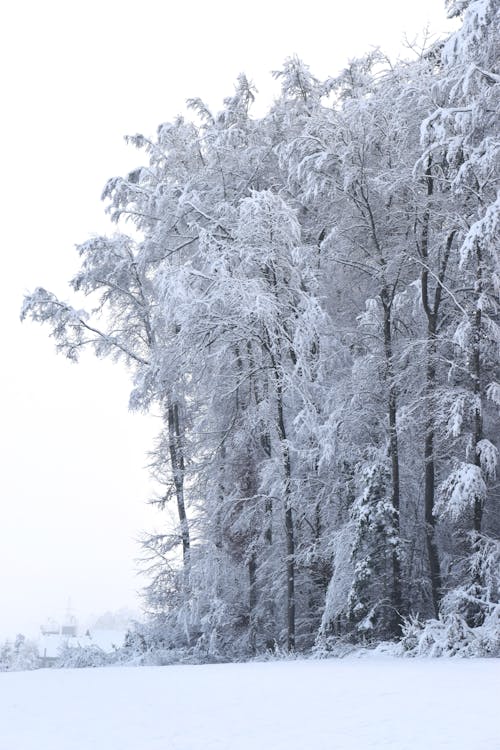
[
  {"x1": 418, "y1": 167, "x2": 453, "y2": 617},
  {"x1": 272, "y1": 356, "x2": 295, "y2": 651},
  {"x1": 262, "y1": 253, "x2": 296, "y2": 650},
  {"x1": 472, "y1": 246, "x2": 484, "y2": 533},
  {"x1": 423, "y1": 328, "x2": 442, "y2": 618},
  {"x1": 382, "y1": 297, "x2": 403, "y2": 635},
  {"x1": 248, "y1": 551, "x2": 257, "y2": 653},
  {"x1": 466, "y1": 247, "x2": 485, "y2": 626},
  {"x1": 361, "y1": 185, "x2": 404, "y2": 635},
  {"x1": 167, "y1": 402, "x2": 190, "y2": 573}
]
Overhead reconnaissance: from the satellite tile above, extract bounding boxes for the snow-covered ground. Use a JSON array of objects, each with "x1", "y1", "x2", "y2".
[{"x1": 1, "y1": 657, "x2": 498, "y2": 749}]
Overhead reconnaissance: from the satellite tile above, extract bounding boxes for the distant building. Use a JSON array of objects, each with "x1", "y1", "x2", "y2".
[{"x1": 38, "y1": 611, "x2": 125, "y2": 666}]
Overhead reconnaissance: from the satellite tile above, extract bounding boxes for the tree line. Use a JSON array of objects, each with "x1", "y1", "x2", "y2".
[{"x1": 23, "y1": 0, "x2": 499, "y2": 658}]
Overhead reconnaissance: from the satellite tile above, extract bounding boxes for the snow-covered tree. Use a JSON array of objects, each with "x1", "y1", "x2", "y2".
[{"x1": 22, "y1": 2, "x2": 499, "y2": 659}]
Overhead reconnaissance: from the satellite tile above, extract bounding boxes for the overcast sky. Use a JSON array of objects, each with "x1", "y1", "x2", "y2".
[{"x1": 0, "y1": 0, "x2": 457, "y2": 639}]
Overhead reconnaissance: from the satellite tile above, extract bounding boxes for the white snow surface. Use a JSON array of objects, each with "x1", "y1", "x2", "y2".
[{"x1": 1, "y1": 657, "x2": 499, "y2": 750}]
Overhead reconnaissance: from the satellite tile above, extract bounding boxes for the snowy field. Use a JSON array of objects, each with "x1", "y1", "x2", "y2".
[{"x1": 1, "y1": 658, "x2": 499, "y2": 750}]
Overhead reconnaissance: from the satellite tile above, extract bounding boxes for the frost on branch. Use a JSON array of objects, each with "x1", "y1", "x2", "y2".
[
  {"x1": 459, "y1": 194, "x2": 500, "y2": 272},
  {"x1": 396, "y1": 534, "x2": 500, "y2": 657},
  {"x1": 486, "y1": 381, "x2": 500, "y2": 409},
  {"x1": 436, "y1": 463, "x2": 487, "y2": 521},
  {"x1": 21, "y1": 288, "x2": 90, "y2": 362},
  {"x1": 476, "y1": 439, "x2": 498, "y2": 480}
]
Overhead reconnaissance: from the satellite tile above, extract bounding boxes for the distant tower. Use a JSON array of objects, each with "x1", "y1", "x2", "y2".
[{"x1": 60, "y1": 598, "x2": 78, "y2": 637}]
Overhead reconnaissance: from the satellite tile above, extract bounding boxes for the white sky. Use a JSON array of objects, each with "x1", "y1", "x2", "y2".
[{"x1": 0, "y1": 0, "x2": 457, "y2": 639}]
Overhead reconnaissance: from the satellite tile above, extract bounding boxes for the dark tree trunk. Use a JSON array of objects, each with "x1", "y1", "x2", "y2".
[
  {"x1": 273, "y1": 359, "x2": 295, "y2": 652},
  {"x1": 472, "y1": 246, "x2": 484, "y2": 534},
  {"x1": 167, "y1": 402, "x2": 190, "y2": 572},
  {"x1": 382, "y1": 296, "x2": 403, "y2": 635},
  {"x1": 248, "y1": 551, "x2": 257, "y2": 653},
  {"x1": 423, "y1": 328, "x2": 442, "y2": 618},
  {"x1": 418, "y1": 167, "x2": 454, "y2": 616}
]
